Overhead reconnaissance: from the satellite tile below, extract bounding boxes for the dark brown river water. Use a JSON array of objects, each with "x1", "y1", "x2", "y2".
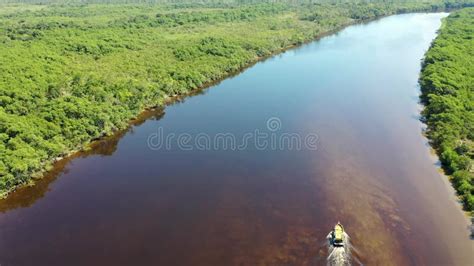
[{"x1": 1, "y1": 13, "x2": 472, "y2": 266}]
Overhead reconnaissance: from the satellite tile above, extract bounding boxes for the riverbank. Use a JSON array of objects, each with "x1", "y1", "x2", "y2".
[
  {"x1": 2, "y1": 12, "x2": 472, "y2": 265},
  {"x1": 419, "y1": 8, "x2": 474, "y2": 213},
  {"x1": 1, "y1": 2, "x2": 472, "y2": 198}
]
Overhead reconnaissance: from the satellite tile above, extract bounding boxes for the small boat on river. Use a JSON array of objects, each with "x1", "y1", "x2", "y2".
[{"x1": 328, "y1": 222, "x2": 345, "y2": 247}]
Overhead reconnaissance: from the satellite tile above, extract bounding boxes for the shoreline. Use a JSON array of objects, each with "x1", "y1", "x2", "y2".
[{"x1": 418, "y1": 9, "x2": 474, "y2": 218}]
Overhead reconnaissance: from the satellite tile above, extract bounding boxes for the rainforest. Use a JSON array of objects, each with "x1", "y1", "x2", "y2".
[
  {"x1": 1, "y1": 1, "x2": 474, "y2": 265},
  {"x1": 420, "y1": 8, "x2": 474, "y2": 212},
  {"x1": 2, "y1": 0, "x2": 471, "y2": 197}
]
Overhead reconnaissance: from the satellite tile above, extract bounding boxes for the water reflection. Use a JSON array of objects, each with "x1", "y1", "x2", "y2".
[
  {"x1": 0, "y1": 109, "x2": 165, "y2": 213},
  {"x1": 0, "y1": 13, "x2": 471, "y2": 266}
]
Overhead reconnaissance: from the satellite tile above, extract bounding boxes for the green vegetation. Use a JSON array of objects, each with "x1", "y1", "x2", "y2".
[
  {"x1": 1, "y1": 1, "x2": 473, "y2": 197},
  {"x1": 420, "y1": 8, "x2": 474, "y2": 212}
]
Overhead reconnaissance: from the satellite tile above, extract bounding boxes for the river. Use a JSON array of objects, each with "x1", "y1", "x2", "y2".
[{"x1": 0, "y1": 13, "x2": 472, "y2": 265}]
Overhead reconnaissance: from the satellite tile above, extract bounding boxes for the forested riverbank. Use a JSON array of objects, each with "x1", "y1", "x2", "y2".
[
  {"x1": 420, "y1": 8, "x2": 474, "y2": 212},
  {"x1": 1, "y1": 0, "x2": 473, "y2": 197}
]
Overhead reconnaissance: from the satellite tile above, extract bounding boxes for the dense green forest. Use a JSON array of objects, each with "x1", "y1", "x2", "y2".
[
  {"x1": 0, "y1": 1, "x2": 473, "y2": 197},
  {"x1": 420, "y1": 8, "x2": 473, "y2": 212}
]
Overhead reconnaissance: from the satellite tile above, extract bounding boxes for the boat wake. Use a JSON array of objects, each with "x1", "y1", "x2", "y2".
[{"x1": 327, "y1": 231, "x2": 352, "y2": 266}]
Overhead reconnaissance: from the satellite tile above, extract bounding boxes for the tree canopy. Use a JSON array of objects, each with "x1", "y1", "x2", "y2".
[
  {"x1": 420, "y1": 8, "x2": 474, "y2": 212},
  {"x1": 0, "y1": 1, "x2": 473, "y2": 197}
]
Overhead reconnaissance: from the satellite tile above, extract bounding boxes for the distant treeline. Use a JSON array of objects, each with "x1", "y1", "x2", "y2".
[
  {"x1": 0, "y1": 1, "x2": 473, "y2": 197},
  {"x1": 420, "y1": 8, "x2": 474, "y2": 212},
  {"x1": 1, "y1": 0, "x2": 473, "y2": 6}
]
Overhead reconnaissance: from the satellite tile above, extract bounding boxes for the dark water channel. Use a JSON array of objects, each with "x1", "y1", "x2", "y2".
[{"x1": 1, "y1": 13, "x2": 472, "y2": 266}]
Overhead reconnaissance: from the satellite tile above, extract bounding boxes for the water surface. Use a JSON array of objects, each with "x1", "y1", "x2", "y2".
[{"x1": 1, "y1": 13, "x2": 472, "y2": 265}]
